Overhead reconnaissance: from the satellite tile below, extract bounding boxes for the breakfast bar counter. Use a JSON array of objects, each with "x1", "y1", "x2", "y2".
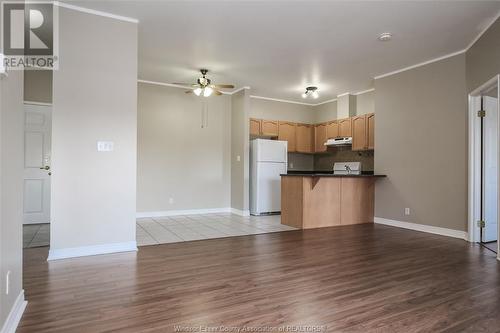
[{"x1": 280, "y1": 173, "x2": 386, "y2": 229}]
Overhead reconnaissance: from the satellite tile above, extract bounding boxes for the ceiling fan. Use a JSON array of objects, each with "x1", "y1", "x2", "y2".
[{"x1": 174, "y1": 69, "x2": 235, "y2": 97}]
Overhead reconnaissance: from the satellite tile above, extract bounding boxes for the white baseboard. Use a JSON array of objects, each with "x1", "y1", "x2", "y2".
[
  {"x1": 0, "y1": 290, "x2": 27, "y2": 333},
  {"x1": 48, "y1": 241, "x2": 138, "y2": 261},
  {"x1": 374, "y1": 217, "x2": 468, "y2": 241},
  {"x1": 137, "y1": 207, "x2": 231, "y2": 218},
  {"x1": 231, "y1": 208, "x2": 250, "y2": 217}
]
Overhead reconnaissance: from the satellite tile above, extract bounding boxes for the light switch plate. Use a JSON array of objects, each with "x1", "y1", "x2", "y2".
[
  {"x1": 236, "y1": 155, "x2": 241, "y2": 162},
  {"x1": 97, "y1": 141, "x2": 114, "y2": 152},
  {"x1": 405, "y1": 208, "x2": 410, "y2": 216}
]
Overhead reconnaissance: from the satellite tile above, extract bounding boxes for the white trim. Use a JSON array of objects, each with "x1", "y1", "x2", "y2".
[
  {"x1": 374, "y1": 49, "x2": 466, "y2": 80},
  {"x1": 249, "y1": 95, "x2": 316, "y2": 106},
  {"x1": 231, "y1": 208, "x2": 250, "y2": 217},
  {"x1": 0, "y1": 290, "x2": 27, "y2": 333},
  {"x1": 137, "y1": 79, "x2": 250, "y2": 95},
  {"x1": 353, "y1": 88, "x2": 375, "y2": 96},
  {"x1": 47, "y1": 241, "x2": 138, "y2": 261},
  {"x1": 23, "y1": 101, "x2": 52, "y2": 106},
  {"x1": 54, "y1": 1, "x2": 139, "y2": 23},
  {"x1": 137, "y1": 207, "x2": 231, "y2": 218},
  {"x1": 336, "y1": 92, "x2": 351, "y2": 98},
  {"x1": 312, "y1": 98, "x2": 338, "y2": 106},
  {"x1": 467, "y1": 75, "x2": 500, "y2": 245},
  {"x1": 465, "y1": 10, "x2": 500, "y2": 51},
  {"x1": 374, "y1": 217, "x2": 468, "y2": 241}
]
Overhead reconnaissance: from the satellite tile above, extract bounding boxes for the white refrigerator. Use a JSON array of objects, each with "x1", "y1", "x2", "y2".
[{"x1": 250, "y1": 139, "x2": 288, "y2": 215}]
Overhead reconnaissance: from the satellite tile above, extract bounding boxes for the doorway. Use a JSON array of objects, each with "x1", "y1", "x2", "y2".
[
  {"x1": 23, "y1": 102, "x2": 52, "y2": 248},
  {"x1": 469, "y1": 75, "x2": 500, "y2": 256}
]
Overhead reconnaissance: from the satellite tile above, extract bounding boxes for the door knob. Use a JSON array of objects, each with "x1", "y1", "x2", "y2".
[{"x1": 39, "y1": 166, "x2": 50, "y2": 170}]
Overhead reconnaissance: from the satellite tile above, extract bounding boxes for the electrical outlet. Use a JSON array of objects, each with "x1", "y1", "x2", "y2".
[
  {"x1": 289, "y1": 162, "x2": 294, "y2": 169},
  {"x1": 169, "y1": 198, "x2": 174, "y2": 204},
  {"x1": 405, "y1": 208, "x2": 411, "y2": 216},
  {"x1": 6, "y1": 271, "x2": 10, "y2": 295},
  {"x1": 97, "y1": 141, "x2": 114, "y2": 152}
]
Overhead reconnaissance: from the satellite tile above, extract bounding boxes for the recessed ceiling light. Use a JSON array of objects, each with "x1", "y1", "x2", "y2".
[{"x1": 378, "y1": 32, "x2": 392, "y2": 42}]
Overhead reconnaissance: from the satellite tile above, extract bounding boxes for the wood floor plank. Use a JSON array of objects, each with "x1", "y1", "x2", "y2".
[{"x1": 18, "y1": 224, "x2": 500, "y2": 333}]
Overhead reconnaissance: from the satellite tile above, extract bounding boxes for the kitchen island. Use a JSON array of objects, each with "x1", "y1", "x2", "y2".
[{"x1": 280, "y1": 172, "x2": 386, "y2": 229}]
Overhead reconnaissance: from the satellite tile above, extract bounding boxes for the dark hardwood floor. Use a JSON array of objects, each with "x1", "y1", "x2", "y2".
[{"x1": 19, "y1": 224, "x2": 500, "y2": 333}]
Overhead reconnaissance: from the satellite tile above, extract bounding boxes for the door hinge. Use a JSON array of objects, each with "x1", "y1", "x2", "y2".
[
  {"x1": 477, "y1": 220, "x2": 485, "y2": 228},
  {"x1": 477, "y1": 110, "x2": 486, "y2": 117}
]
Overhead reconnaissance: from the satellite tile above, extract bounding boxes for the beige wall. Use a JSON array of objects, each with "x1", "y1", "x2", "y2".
[
  {"x1": 356, "y1": 91, "x2": 375, "y2": 115},
  {"x1": 51, "y1": 8, "x2": 138, "y2": 251},
  {"x1": 466, "y1": 17, "x2": 500, "y2": 93},
  {"x1": 0, "y1": 71, "x2": 24, "y2": 328},
  {"x1": 137, "y1": 83, "x2": 231, "y2": 212},
  {"x1": 24, "y1": 70, "x2": 52, "y2": 103},
  {"x1": 231, "y1": 90, "x2": 251, "y2": 211},
  {"x1": 314, "y1": 100, "x2": 337, "y2": 123},
  {"x1": 250, "y1": 97, "x2": 315, "y2": 124},
  {"x1": 374, "y1": 53, "x2": 467, "y2": 231}
]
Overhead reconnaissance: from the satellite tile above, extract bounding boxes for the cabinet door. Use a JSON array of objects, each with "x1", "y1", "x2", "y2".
[
  {"x1": 261, "y1": 120, "x2": 279, "y2": 137},
  {"x1": 278, "y1": 121, "x2": 297, "y2": 152},
  {"x1": 352, "y1": 115, "x2": 367, "y2": 151},
  {"x1": 338, "y1": 118, "x2": 352, "y2": 137},
  {"x1": 367, "y1": 113, "x2": 375, "y2": 150},
  {"x1": 314, "y1": 123, "x2": 327, "y2": 152},
  {"x1": 250, "y1": 118, "x2": 261, "y2": 136},
  {"x1": 326, "y1": 121, "x2": 339, "y2": 139},
  {"x1": 296, "y1": 124, "x2": 313, "y2": 153}
]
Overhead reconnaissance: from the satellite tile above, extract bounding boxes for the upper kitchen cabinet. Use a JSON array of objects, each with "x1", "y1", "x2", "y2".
[
  {"x1": 367, "y1": 113, "x2": 375, "y2": 150},
  {"x1": 338, "y1": 118, "x2": 352, "y2": 137},
  {"x1": 326, "y1": 121, "x2": 339, "y2": 139},
  {"x1": 261, "y1": 120, "x2": 279, "y2": 137},
  {"x1": 352, "y1": 115, "x2": 367, "y2": 151},
  {"x1": 278, "y1": 121, "x2": 297, "y2": 152},
  {"x1": 296, "y1": 123, "x2": 314, "y2": 153},
  {"x1": 314, "y1": 123, "x2": 327, "y2": 153},
  {"x1": 250, "y1": 118, "x2": 261, "y2": 137}
]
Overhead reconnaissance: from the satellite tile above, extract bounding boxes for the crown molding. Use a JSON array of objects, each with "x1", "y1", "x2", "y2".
[
  {"x1": 55, "y1": 1, "x2": 139, "y2": 23},
  {"x1": 354, "y1": 88, "x2": 375, "y2": 96},
  {"x1": 465, "y1": 10, "x2": 500, "y2": 51},
  {"x1": 373, "y1": 49, "x2": 466, "y2": 80},
  {"x1": 311, "y1": 98, "x2": 338, "y2": 106},
  {"x1": 249, "y1": 95, "x2": 316, "y2": 106}
]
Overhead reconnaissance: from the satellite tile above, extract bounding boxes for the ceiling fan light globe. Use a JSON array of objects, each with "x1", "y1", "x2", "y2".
[
  {"x1": 312, "y1": 91, "x2": 319, "y2": 99},
  {"x1": 203, "y1": 87, "x2": 213, "y2": 97},
  {"x1": 193, "y1": 88, "x2": 202, "y2": 96},
  {"x1": 302, "y1": 93, "x2": 308, "y2": 99}
]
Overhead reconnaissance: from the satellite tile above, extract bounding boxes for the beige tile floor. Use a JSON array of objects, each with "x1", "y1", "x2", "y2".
[
  {"x1": 136, "y1": 213, "x2": 297, "y2": 246},
  {"x1": 23, "y1": 213, "x2": 296, "y2": 248}
]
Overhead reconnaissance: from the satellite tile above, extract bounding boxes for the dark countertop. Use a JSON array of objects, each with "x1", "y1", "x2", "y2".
[{"x1": 281, "y1": 171, "x2": 386, "y2": 178}]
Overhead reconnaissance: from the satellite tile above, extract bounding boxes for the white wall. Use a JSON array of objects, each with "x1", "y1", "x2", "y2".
[
  {"x1": 0, "y1": 71, "x2": 25, "y2": 329},
  {"x1": 50, "y1": 8, "x2": 138, "y2": 257},
  {"x1": 250, "y1": 97, "x2": 315, "y2": 124},
  {"x1": 231, "y1": 90, "x2": 251, "y2": 212},
  {"x1": 137, "y1": 83, "x2": 231, "y2": 213}
]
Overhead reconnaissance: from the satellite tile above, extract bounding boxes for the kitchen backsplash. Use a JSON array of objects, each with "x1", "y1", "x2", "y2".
[{"x1": 314, "y1": 147, "x2": 374, "y2": 171}]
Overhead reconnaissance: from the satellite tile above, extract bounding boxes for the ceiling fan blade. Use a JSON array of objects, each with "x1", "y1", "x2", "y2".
[
  {"x1": 173, "y1": 83, "x2": 199, "y2": 87},
  {"x1": 214, "y1": 90, "x2": 223, "y2": 96},
  {"x1": 211, "y1": 84, "x2": 235, "y2": 89},
  {"x1": 185, "y1": 90, "x2": 193, "y2": 94}
]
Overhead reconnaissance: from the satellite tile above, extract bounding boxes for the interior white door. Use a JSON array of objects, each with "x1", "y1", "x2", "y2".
[
  {"x1": 23, "y1": 104, "x2": 52, "y2": 225},
  {"x1": 483, "y1": 95, "x2": 498, "y2": 242}
]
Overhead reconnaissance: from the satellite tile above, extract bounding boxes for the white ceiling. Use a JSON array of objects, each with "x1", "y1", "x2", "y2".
[{"x1": 69, "y1": 0, "x2": 500, "y2": 103}]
